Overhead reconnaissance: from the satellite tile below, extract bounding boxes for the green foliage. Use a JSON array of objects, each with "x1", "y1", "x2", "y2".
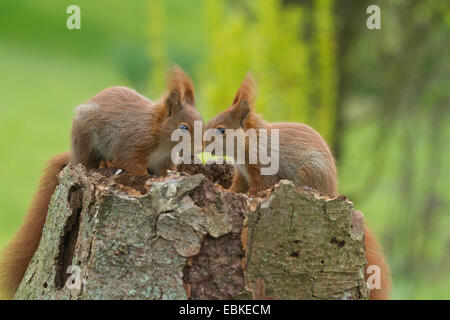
[
  {"x1": 196, "y1": 0, "x2": 251, "y2": 120},
  {"x1": 146, "y1": 0, "x2": 337, "y2": 143},
  {"x1": 312, "y1": 0, "x2": 337, "y2": 144},
  {"x1": 147, "y1": 0, "x2": 168, "y2": 97},
  {"x1": 193, "y1": 0, "x2": 338, "y2": 146}
]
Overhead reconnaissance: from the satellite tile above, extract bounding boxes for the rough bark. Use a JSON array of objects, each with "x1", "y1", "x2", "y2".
[{"x1": 14, "y1": 164, "x2": 368, "y2": 300}]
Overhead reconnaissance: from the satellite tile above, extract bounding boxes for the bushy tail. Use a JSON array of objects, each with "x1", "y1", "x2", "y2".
[
  {"x1": 364, "y1": 225, "x2": 392, "y2": 299},
  {"x1": 0, "y1": 152, "x2": 70, "y2": 299}
]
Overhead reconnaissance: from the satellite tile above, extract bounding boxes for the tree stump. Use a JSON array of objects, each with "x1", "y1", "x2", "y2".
[{"x1": 14, "y1": 164, "x2": 369, "y2": 299}]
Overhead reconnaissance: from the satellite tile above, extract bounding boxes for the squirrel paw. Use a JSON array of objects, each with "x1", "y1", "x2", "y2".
[{"x1": 98, "y1": 160, "x2": 114, "y2": 169}]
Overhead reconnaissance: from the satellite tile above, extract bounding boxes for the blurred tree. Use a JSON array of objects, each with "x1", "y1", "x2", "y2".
[
  {"x1": 311, "y1": 0, "x2": 337, "y2": 147},
  {"x1": 336, "y1": 0, "x2": 450, "y2": 298},
  {"x1": 332, "y1": 0, "x2": 370, "y2": 159}
]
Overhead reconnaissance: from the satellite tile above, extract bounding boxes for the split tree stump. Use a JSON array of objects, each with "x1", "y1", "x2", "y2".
[{"x1": 14, "y1": 164, "x2": 369, "y2": 299}]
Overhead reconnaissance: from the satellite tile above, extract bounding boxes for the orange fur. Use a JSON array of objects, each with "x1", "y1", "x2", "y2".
[
  {"x1": 206, "y1": 75, "x2": 338, "y2": 197},
  {"x1": 230, "y1": 170, "x2": 250, "y2": 193},
  {"x1": 167, "y1": 65, "x2": 196, "y2": 107},
  {"x1": 70, "y1": 66, "x2": 202, "y2": 176},
  {"x1": 232, "y1": 73, "x2": 256, "y2": 107},
  {"x1": 0, "y1": 152, "x2": 70, "y2": 298},
  {"x1": 364, "y1": 225, "x2": 391, "y2": 299}
]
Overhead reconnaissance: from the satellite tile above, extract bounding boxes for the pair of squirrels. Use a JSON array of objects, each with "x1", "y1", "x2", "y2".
[{"x1": 0, "y1": 66, "x2": 391, "y2": 299}]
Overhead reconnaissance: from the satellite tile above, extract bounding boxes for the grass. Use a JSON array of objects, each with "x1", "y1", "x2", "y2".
[{"x1": 0, "y1": 39, "x2": 127, "y2": 249}]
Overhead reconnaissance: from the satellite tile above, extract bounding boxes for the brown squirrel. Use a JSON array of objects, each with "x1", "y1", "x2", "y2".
[
  {"x1": 0, "y1": 66, "x2": 202, "y2": 298},
  {"x1": 71, "y1": 66, "x2": 203, "y2": 175},
  {"x1": 205, "y1": 75, "x2": 391, "y2": 299}
]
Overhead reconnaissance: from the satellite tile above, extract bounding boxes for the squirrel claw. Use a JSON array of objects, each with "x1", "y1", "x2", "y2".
[{"x1": 99, "y1": 160, "x2": 114, "y2": 169}]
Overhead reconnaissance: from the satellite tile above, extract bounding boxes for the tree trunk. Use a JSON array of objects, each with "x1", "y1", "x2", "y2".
[{"x1": 14, "y1": 164, "x2": 369, "y2": 300}]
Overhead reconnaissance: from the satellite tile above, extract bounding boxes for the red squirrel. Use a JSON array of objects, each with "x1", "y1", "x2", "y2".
[
  {"x1": 71, "y1": 66, "x2": 202, "y2": 175},
  {"x1": 205, "y1": 75, "x2": 391, "y2": 299},
  {"x1": 0, "y1": 66, "x2": 202, "y2": 298}
]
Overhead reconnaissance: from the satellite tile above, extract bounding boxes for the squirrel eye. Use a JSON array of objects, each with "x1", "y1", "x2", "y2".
[
  {"x1": 179, "y1": 124, "x2": 188, "y2": 131},
  {"x1": 217, "y1": 127, "x2": 225, "y2": 134}
]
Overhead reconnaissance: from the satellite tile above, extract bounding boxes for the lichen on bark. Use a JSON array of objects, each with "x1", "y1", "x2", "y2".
[
  {"x1": 242, "y1": 181, "x2": 368, "y2": 299},
  {"x1": 14, "y1": 165, "x2": 368, "y2": 300}
]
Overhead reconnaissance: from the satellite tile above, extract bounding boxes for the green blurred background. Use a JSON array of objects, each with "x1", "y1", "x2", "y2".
[{"x1": 0, "y1": 0, "x2": 449, "y2": 299}]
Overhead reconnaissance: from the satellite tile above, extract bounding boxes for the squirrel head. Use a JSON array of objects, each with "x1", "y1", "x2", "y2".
[
  {"x1": 204, "y1": 74, "x2": 264, "y2": 159},
  {"x1": 158, "y1": 65, "x2": 204, "y2": 156},
  {"x1": 205, "y1": 74, "x2": 258, "y2": 132}
]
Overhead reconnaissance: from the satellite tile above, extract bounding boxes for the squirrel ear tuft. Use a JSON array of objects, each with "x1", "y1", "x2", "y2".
[
  {"x1": 166, "y1": 65, "x2": 196, "y2": 109},
  {"x1": 232, "y1": 73, "x2": 256, "y2": 107},
  {"x1": 231, "y1": 74, "x2": 256, "y2": 126}
]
